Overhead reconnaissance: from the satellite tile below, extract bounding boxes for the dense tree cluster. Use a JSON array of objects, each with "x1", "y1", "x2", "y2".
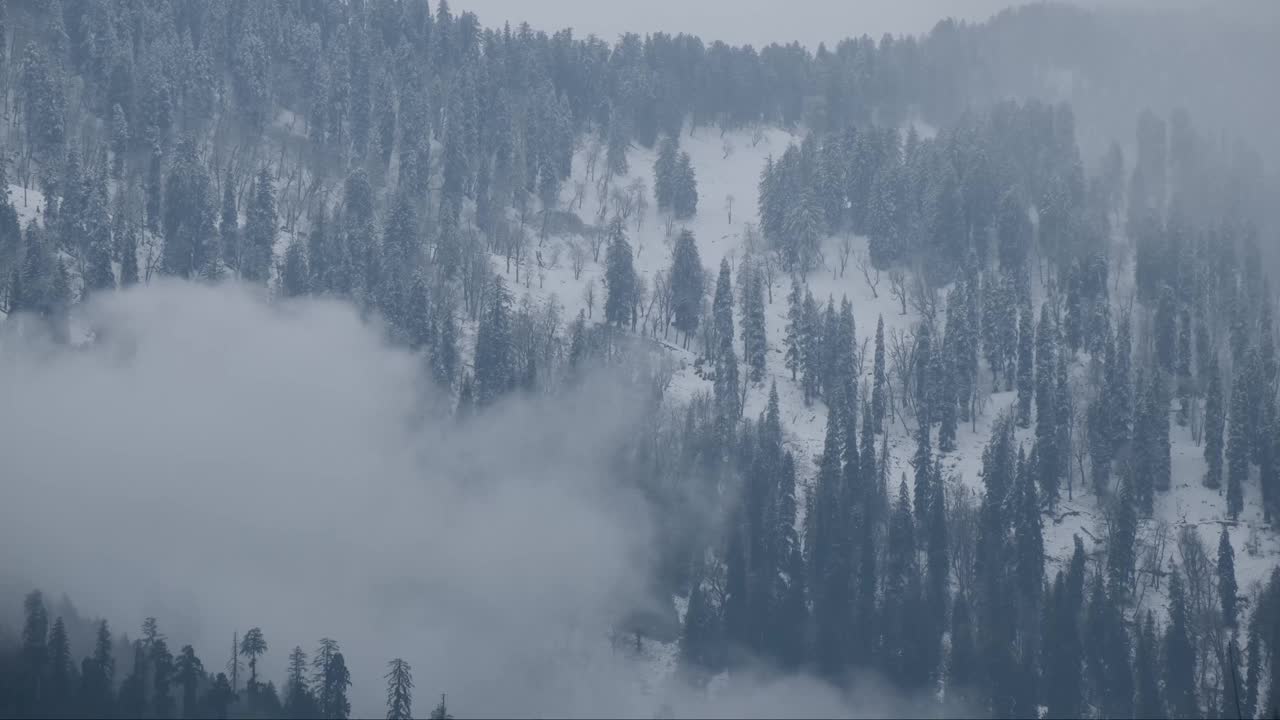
[
  {"x1": 4, "y1": 3, "x2": 1280, "y2": 720},
  {"x1": 0, "y1": 591, "x2": 461, "y2": 720}
]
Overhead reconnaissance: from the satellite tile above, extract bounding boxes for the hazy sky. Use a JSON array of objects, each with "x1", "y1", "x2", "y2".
[{"x1": 453, "y1": 0, "x2": 1224, "y2": 49}]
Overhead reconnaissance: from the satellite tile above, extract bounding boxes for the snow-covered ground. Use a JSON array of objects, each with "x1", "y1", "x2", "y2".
[
  {"x1": 480, "y1": 124, "x2": 1280, "y2": 670},
  {"x1": 8, "y1": 118, "x2": 1277, "y2": 684}
]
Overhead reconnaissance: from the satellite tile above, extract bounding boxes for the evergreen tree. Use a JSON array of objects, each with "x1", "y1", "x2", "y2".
[
  {"x1": 1243, "y1": 625, "x2": 1260, "y2": 720},
  {"x1": 1219, "y1": 527, "x2": 1238, "y2": 629},
  {"x1": 712, "y1": 259, "x2": 741, "y2": 432},
  {"x1": 385, "y1": 658, "x2": 413, "y2": 720},
  {"x1": 1227, "y1": 361, "x2": 1249, "y2": 521},
  {"x1": 1221, "y1": 633, "x2": 1243, "y2": 720},
  {"x1": 872, "y1": 315, "x2": 887, "y2": 433},
  {"x1": 429, "y1": 693, "x2": 454, "y2": 720},
  {"x1": 201, "y1": 673, "x2": 236, "y2": 720},
  {"x1": 1109, "y1": 313, "x2": 1134, "y2": 449},
  {"x1": 1204, "y1": 356, "x2": 1224, "y2": 489},
  {"x1": 948, "y1": 594, "x2": 978, "y2": 709},
  {"x1": 1135, "y1": 611, "x2": 1164, "y2": 720},
  {"x1": 604, "y1": 218, "x2": 637, "y2": 328},
  {"x1": 784, "y1": 279, "x2": 804, "y2": 380},
  {"x1": 281, "y1": 237, "x2": 310, "y2": 298},
  {"x1": 433, "y1": 303, "x2": 459, "y2": 392},
  {"x1": 673, "y1": 151, "x2": 698, "y2": 219},
  {"x1": 239, "y1": 628, "x2": 268, "y2": 687},
  {"x1": 1045, "y1": 572, "x2": 1082, "y2": 720},
  {"x1": 671, "y1": 230, "x2": 704, "y2": 346},
  {"x1": 474, "y1": 276, "x2": 514, "y2": 406},
  {"x1": 800, "y1": 290, "x2": 822, "y2": 405},
  {"x1": 740, "y1": 257, "x2": 768, "y2": 383},
  {"x1": 654, "y1": 136, "x2": 679, "y2": 211},
  {"x1": 47, "y1": 616, "x2": 71, "y2": 715},
  {"x1": 151, "y1": 637, "x2": 176, "y2": 718},
  {"x1": 1107, "y1": 475, "x2": 1137, "y2": 601},
  {"x1": 1016, "y1": 304, "x2": 1034, "y2": 427},
  {"x1": 285, "y1": 646, "x2": 317, "y2": 720},
  {"x1": 1163, "y1": 568, "x2": 1198, "y2": 719},
  {"x1": 175, "y1": 645, "x2": 204, "y2": 720},
  {"x1": 243, "y1": 168, "x2": 277, "y2": 283},
  {"x1": 915, "y1": 320, "x2": 934, "y2": 426},
  {"x1": 808, "y1": 410, "x2": 851, "y2": 678},
  {"x1": 322, "y1": 652, "x2": 352, "y2": 720}
]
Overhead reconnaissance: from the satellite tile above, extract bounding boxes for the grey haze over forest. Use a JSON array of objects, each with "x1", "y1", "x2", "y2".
[
  {"x1": 459, "y1": 0, "x2": 1248, "y2": 49},
  {"x1": 1, "y1": 0, "x2": 1279, "y2": 718}
]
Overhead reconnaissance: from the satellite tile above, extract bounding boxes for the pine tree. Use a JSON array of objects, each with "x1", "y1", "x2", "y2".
[
  {"x1": 1108, "y1": 474, "x2": 1137, "y2": 601},
  {"x1": 474, "y1": 276, "x2": 514, "y2": 406},
  {"x1": 433, "y1": 303, "x2": 459, "y2": 391},
  {"x1": 175, "y1": 645, "x2": 204, "y2": 720},
  {"x1": 1243, "y1": 625, "x2": 1260, "y2": 720},
  {"x1": 242, "y1": 168, "x2": 277, "y2": 283},
  {"x1": 81, "y1": 620, "x2": 114, "y2": 716},
  {"x1": 912, "y1": 419, "x2": 932, "y2": 526},
  {"x1": 1219, "y1": 527, "x2": 1238, "y2": 629},
  {"x1": 712, "y1": 259, "x2": 741, "y2": 432},
  {"x1": 800, "y1": 290, "x2": 822, "y2": 405},
  {"x1": 872, "y1": 315, "x2": 887, "y2": 433},
  {"x1": 1164, "y1": 568, "x2": 1198, "y2": 719},
  {"x1": 1109, "y1": 313, "x2": 1134, "y2": 449},
  {"x1": 740, "y1": 256, "x2": 768, "y2": 383},
  {"x1": 47, "y1": 616, "x2": 72, "y2": 715},
  {"x1": 385, "y1": 658, "x2": 413, "y2": 720},
  {"x1": 604, "y1": 218, "x2": 637, "y2": 328},
  {"x1": 152, "y1": 637, "x2": 176, "y2": 718},
  {"x1": 809, "y1": 409, "x2": 851, "y2": 678},
  {"x1": 20, "y1": 590, "x2": 48, "y2": 715},
  {"x1": 673, "y1": 151, "x2": 698, "y2": 219},
  {"x1": 948, "y1": 594, "x2": 978, "y2": 709},
  {"x1": 1227, "y1": 361, "x2": 1249, "y2": 521},
  {"x1": 1014, "y1": 452, "x2": 1045, "y2": 604},
  {"x1": 671, "y1": 230, "x2": 704, "y2": 346},
  {"x1": 654, "y1": 136, "x2": 679, "y2": 210},
  {"x1": 201, "y1": 673, "x2": 236, "y2": 720},
  {"x1": 1135, "y1": 611, "x2": 1164, "y2": 719},
  {"x1": 239, "y1": 628, "x2": 268, "y2": 687},
  {"x1": 1221, "y1": 633, "x2": 1244, "y2": 720},
  {"x1": 312, "y1": 639, "x2": 340, "y2": 717},
  {"x1": 1204, "y1": 356, "x2": 1224, "y2": 489},
  {"x1": 285, "y1": 646, "x2": 317, "y2": 719},
  {"x1": 784, "y1": 279, "x2": 804, "y2": 380},
  {"x1": 680, "y1": 572, "x2": 724, "y2": 681},
  {"x1": 915, "y1": 321, "x2": 934, "y2": 426},
  {"x1": 1016, "y1": 304, "x2": 1034, "y2": 427},
  {"x1": 322, "y1": 651, "x2": 352, "y2": 720},
  {"x1": 429, "y1": 694, "x2": 454, "y2": 720},
  {"x1": 1045, "y1": 572, "x2": 1082, "y2": 720},
  {"x1": 281, "y1": 237, "x2": 310, "y2": 297}
]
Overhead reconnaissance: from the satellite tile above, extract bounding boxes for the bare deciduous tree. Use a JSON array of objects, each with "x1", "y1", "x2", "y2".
[
  {"x1": 569, "y1": 239, "x2": 587, "y2": 280},
  {"x1": 888, "y1": 326, "x2": 919, "y2": 429},
  {"x1": 837, "y1": 235, "x2": 853, "y2": 278},
  {"x1": 629, "y1": 177, "x2": 649, "y2": 233},
  {"x1": 855, "y1": 251, "x2": 881, "y2": 298},
  {"x1": 725, "y1": 194, "x2": 735, "y2": 225},
  {"x1": 583, "y1": 279, "x2": 596, "y2": 319},
  {"x1": 588, "y1": 227, "x2": 607, "y2": 263},
  {"x1": 889, "y1": 269, "x2": 909, "y2": 316}
]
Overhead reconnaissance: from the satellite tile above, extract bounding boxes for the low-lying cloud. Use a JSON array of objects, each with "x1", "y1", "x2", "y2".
[
  {"x1": 0, "y1": 281, "x2": 967, "y2": 718},
  {"x1": 0, "y1": 281, "x2": 660, "y2": 716}
]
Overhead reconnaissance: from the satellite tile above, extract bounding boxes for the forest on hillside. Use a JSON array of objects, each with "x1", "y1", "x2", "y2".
[{"x1": 2, "y1": 0, "x2": 1280, "y2": 718}]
